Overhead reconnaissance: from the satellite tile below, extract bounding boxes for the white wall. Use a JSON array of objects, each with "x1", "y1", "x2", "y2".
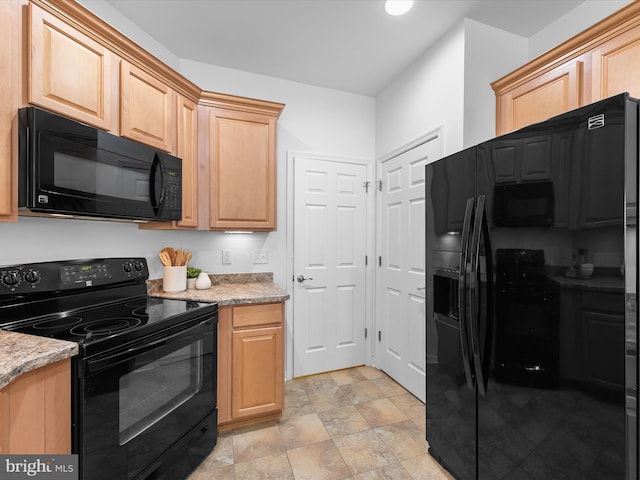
[
  {"x1": 463, "y1": 19, "x2": 528, "y2": 146},
  {"x1": 376, "y1": 23, "x2": 466, "y2": 160},
  {"x1": 376, "y1": 19, "x2": 529, "y2": 159}
]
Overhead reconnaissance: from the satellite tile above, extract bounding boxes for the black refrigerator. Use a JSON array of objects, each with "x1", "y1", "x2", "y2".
[{"x1": 425, "y1": 93, "x2": 638, "y2": 480}]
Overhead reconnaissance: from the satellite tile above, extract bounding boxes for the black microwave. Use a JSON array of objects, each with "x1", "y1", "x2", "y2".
[
  {"x1": 18, "y1": 107, "x2": 182, "y2": 222},
  {"x1": 493, "y1": 181, "x2": 554, "y2": 227}
]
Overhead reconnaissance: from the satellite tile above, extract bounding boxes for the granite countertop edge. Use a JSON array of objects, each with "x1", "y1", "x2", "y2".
[{"x1": 0, "y1": 331, "x2": 78, "y2": 390}]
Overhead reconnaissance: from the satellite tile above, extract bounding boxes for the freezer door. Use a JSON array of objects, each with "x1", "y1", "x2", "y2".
[{"x1": 426, "y1": 147, "x2": 478, "y2": 479}]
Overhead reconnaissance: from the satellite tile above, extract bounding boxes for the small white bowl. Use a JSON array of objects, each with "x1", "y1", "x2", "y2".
[{"x1": 579, "y1": 263, "x2": 594, "y2": 278}]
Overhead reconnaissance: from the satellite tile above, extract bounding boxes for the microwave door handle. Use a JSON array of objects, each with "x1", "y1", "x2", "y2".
[
  {"x1": 458, "y1": 197, "x2": 475, "y2": 390},
  {"x1": 149, "y1": 153, "x2": 164, "y2": 213},
  {"x1": 469, "y1": 195, "x2": 492, "y2": 396}
]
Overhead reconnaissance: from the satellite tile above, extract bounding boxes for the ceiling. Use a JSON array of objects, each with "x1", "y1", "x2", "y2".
[{"x1": 103, "y1": 0, "x2": 584, "y2": 96}]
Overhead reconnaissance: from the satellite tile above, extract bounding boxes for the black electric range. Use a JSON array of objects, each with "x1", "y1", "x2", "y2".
[{"x1": 0, "y1": 257, "x2": 218, "y2": 480}]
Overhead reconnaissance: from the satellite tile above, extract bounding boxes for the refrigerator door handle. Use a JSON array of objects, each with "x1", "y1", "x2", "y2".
[
  {"x1": 458, "y1": 197, "x2": 475, "y2": 389},
  {"x1": 469, "y1": 194, "x2": 493, "y2": 396}
]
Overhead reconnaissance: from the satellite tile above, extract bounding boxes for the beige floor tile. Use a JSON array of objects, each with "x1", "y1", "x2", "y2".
[
  {"x1": 233, "y1": 424, "x2": 286, "y2": 464},
  {"x1": 356, "y1": 397, "x2": 409, "y2": 428},
  {"x1": 333, "y1": 430, "x2": 398, "y2": 475},
  {"x1": 375, "y1": 420, "x2": 428, "y2": 461},
  {"x1": 234, "y1": 452, "x2": 295, "y2": 480},
  {"x1": 330, "y1": 367, "x2": 368, "y2": 385},
  {"x1": 371, "y1": 376, "x2": 411, "y2": 397},
  {"x1": 187, "y1": 366, "x2": 435, "y2": 480},
  {"x1": 356, "y1": 366, "x2": 387, "y2": 380},
  {"x1": 353, "y1": 462, "x2": 414, "y2": 480},
  {"x1": 283, "y1": 387, "x2": 316, "y2": 420},
  {"x1": 341, "y1": 380, "x2": 385, "y2": 405},
  {"x1": 401, "y1": 453, "x2": 455, "y2": 480},
  {"x1": 287, "y1": 440, "x2": 352, "y2": 480},
  {"x1": 389, "y1": 392, "x2": 425, "y2": 419},
  {"x1": 188, "y1": 464, "x2": 235, "y2": 480},
  {"x1": 278, "y1": 412, "x2": 331, "y2": 449},
  {"x1": 306, "y1": 383, "x2": 353, "y2": 412},
  {"x1": 411, "y1": 414, "x2": 427, "y2": 434},
  {"x1": 318, "y1": 404, "x2": 371, "y2": 438}
]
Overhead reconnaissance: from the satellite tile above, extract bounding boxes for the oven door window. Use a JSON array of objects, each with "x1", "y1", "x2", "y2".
[{"x1": 119, "y1": 341, "x2": 202, "y2": 445}]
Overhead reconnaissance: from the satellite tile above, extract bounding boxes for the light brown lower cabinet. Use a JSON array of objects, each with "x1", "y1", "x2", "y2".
[
  {"x1": 0, "y1": 359, "x2": 71, "y2": 454},
  {"x1": 217, "y1": 302, "x2": 284, "y2": 429}
]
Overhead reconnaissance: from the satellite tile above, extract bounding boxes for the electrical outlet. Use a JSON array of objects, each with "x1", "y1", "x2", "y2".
[
  {"x1": 222, "y1": 249, "x2": 232, "y2": 265},
  {"x1": 253, "y1": 249, "x2": 268, "y2": 264}
]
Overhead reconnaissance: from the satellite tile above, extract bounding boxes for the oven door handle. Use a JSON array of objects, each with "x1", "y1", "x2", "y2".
[
  {"x1": 468, "y1": 195, "x2": 494, "y2": 396},
  {"x1": 458, "y1": 197, "x2": 475, "y2": 390},
  {"x1": 85, "y1": 319, "x2": 211, "y2": 374}
]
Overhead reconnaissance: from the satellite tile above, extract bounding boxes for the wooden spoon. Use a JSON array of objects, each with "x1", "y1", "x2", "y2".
[
  {"x1": 161, "y1": 247, "x2": 176, "y2": 266},
  {"x1": 175, "y1": 249, "x2": 184, "y2": 267},
  {"x1": 158, "y1": 251, "x2": 172, "y2": 267},
  {"x1": 183, "y1": 251, "x2": 192, "y2": 266}
]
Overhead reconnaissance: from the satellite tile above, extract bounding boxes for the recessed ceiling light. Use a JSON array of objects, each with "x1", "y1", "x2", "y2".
[{"x1": 385, "y1": 0, "x2": 413, "y2": 16}]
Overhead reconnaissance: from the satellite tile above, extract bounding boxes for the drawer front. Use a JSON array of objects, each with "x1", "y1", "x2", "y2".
[{"x1": 232, "y1": 302, "x2": 283, "y2": 328}]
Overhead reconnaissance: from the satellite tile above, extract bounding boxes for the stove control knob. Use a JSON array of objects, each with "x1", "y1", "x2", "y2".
[
  {"x1": 2, "y1": 271, "x2": 20, "y2": 287},
  {"x1": 134, "y1": 261, "x2": 144, "y2": 272},
  {"x1": 123, "y1": 262, "x2": 133, "y2": 273},
  {"x1": 24, "y1": 270, "x2": 41, "y2": 284}
]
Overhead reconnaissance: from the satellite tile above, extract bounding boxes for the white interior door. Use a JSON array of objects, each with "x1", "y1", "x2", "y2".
[
  {"x1": 377, "y1": 134, "x2": 441, "y2": 402},
  {"x1": 293, "y1": 155, "x2": 368, "y2": 377}
]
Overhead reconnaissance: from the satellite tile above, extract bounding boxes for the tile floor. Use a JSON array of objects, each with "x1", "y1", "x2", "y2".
[{"x1": 188, "y1": 366, "x2": 454, "y2": 479}]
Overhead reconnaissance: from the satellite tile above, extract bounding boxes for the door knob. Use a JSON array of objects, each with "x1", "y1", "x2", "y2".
[{"x1": 297, "y1": 275, "x2": 313, "y2": 283}]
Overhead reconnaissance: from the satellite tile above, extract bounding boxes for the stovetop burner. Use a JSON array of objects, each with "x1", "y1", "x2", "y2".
[
  {"x1": 70, "y1": 317, "x2": 143, "y2": 337},
  {"x1": 32, "y1": 316, "x2": 83, "y2": 330}
]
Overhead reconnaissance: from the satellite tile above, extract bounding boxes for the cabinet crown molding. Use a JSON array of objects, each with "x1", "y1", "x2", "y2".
[{"x1": 199, "y1": 91, "x2": 285, "y2": 118}]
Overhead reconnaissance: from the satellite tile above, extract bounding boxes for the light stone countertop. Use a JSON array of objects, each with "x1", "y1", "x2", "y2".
[
  {"x1": 147, "y1": 272, "x2": 290, "y2": 305},
  {"x1": 0, "y1": 331, "x2": 78, "y2": 389}
]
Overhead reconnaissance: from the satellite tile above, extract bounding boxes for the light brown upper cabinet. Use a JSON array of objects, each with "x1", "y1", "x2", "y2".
[
  {"x1": 28, "y1": 3, "x2": 118, "y2": 132},
  {"x1": 201, "y1": 93, "x2": 284, "y2": 231},
  {"x1": 120, "y1": 62, "x2": 176, "y2": 153},
  {"x1": 590, "y1": 24, "x2": 640, "y2": 103},
  {"x1": 495, "y1": 61, "x2": 582, "y2": 135},
  {"x1": 493, "y1": 2, "x2": 640, "y2": 136},
  {"x1": 175, "y1": 96, "x2": 199, "y2": 228}
]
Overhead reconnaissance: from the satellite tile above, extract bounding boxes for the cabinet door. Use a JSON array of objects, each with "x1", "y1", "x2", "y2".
[
  {"x1": 591, "y1": 24, "x2": 640, "y2": 102},
  {"x1": 232, "y1": 325, "x2": 284, "y2": 419},
  {"x1": 0, "y1": 359, "x2": 71, "y2": 454},
  {"x1": 208, "y1": 108, "x2": 277, "y2": 230},
  {"x1": 496, "y1": 61, "x2": 582, "y2": 135},
  {"x1": 120, "y1": 62, "x2": 175, "y2": 152},
  {"x1": 28, "y1": 3, "x2": 118, "y2": 132},
  {"x1": 0, "y1": 0, "x2": 15, "y2": 221},
  {"x1": 176, "y1": 96, "x2": 198, "y2": 227}
]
